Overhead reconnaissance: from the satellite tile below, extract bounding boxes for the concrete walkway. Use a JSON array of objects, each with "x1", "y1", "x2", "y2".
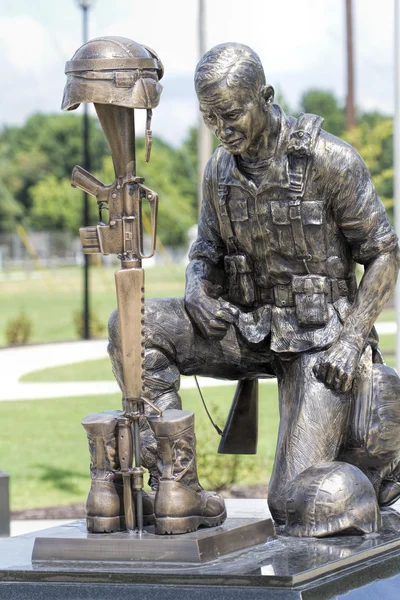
[
  {"x1": 0, "y1": 321, "x2": 396, "y2": 402},
  {"x1": 0, "y1": 339, "x2": 240, "y2": 402}
]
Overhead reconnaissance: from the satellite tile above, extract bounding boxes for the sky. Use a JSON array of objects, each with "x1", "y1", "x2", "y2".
[{"x1": 0, "y1": 0, "x2": 395, "y2": 146}]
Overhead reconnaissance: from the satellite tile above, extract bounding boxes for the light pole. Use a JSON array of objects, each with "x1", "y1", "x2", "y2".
[
  {"x1": 77, "y1": 0, "x2": 93, "y2": 339},
  {"x1": 345, "y1": 0, "x2": 356, "y2": 130},
  {"x1": 395, "y1": 0, "x2": 400, "y2": 372},
  {"x1": 197, "y1": 0, "x2": 212, "y2": 216}
]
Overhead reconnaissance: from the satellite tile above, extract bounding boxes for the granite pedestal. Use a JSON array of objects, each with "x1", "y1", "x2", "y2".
[
  {"x1": 0, "y1": 473, "x2": 10, "y2": 538},
  {"x1": 0, "y1": 499, "x2": 400, "y2": 599}
]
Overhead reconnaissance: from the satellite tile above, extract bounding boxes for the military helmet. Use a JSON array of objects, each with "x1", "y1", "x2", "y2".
[
  {"x1": 285, "y1": 462, "x2": 382, "y2": 537},
  {"x1": 62, "y1": 36, "x2": 164, "y2": 111}
]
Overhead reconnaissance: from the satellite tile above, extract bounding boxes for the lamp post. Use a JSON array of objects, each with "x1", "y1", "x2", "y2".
[
  {"x1": 197, "y1": 0, "x2": 212, "y2": 216},
  {"x1": 395, "y1": 1, "x2": 400, "y2": 373},
  {"x1": 77, "y1": 0, "x2": 93, "y2": 339}
]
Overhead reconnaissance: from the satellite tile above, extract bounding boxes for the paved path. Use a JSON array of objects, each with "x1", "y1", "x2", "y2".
[{"x1": 0, "y1": 322, "x2": 396, "y2": 402}]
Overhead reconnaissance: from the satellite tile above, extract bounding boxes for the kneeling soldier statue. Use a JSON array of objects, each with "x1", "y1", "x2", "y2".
[{"x1": 65, "y1": 40, "x2": 400, "y2": 537}]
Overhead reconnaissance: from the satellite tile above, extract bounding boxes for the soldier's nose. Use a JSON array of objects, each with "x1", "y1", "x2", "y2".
[{"x1": 217, "y1": 126, "x2": 234, "y2": 141}]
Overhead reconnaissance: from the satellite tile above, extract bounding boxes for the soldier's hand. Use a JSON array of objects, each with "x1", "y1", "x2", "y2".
[
  {"x1": 185, "y1": 294, "x2": 239, "y2": 340},
  {"x1": 313, "y1": 339, "x2": 362, "y2": 393}
]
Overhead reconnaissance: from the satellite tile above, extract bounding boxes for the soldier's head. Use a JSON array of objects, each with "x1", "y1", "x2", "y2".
[{"x1": 195, "y1": 43, "x2": 274, "y2": 155}]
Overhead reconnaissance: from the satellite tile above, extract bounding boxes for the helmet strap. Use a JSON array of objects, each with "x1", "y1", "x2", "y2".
[{"x1": 145, "y1": 109, "x2": 153, "y2": 162}]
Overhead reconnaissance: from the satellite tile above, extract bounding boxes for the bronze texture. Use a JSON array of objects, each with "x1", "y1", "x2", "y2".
[
  {"x1": 147, "y1": 409, "x2": 227, "y2": 534},
  {"x1": 107, "y1": 42, "x2": 400, "y2": 537}
]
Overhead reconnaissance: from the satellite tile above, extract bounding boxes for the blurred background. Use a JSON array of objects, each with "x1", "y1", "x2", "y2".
[{"x1": 0, "y1": 0, "x2": 397, "y2": 525}]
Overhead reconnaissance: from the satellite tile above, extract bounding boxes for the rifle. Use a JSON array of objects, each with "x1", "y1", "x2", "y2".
[{"x1": 72, "y1": 102, "x2": 161, "y2": 531}]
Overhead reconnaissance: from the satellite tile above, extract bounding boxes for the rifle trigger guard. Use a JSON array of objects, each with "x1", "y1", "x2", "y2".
[
  {"x1": 98, "y1": 201, "x2": 109, "y2": 224},
  {"x1": 139, "y1": 186, "x2": 158, "y2": 259}
]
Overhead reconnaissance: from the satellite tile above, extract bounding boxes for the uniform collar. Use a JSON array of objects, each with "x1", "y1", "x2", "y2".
[{"x1": 220, "y1": 105, "x2": 295, "y2": 193}]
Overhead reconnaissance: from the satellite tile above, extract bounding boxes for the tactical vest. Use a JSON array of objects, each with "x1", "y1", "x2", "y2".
[{"x1": 212, "y1": 113, "x2": 356, "y2": 322}]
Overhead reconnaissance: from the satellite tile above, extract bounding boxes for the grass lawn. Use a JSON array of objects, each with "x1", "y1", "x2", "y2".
[
  {"x1": 0, "y1": 263, "x2": 395, "y2": 348},
  {"x1": 0, "y1": 264, "x2": 186, "y2": 347},
  {"x1": 0, "y1": 385, "x2": 279, "y2": 511},
  {"x1": 20, "y1": 357, "x2": 115, "y2": 383}
]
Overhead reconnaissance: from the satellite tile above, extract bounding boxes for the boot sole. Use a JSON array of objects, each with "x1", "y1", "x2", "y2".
[
  {"x1": 87, "y1": 515, "x2": 125, "y2": 533},
  {"x1": 155, "y1": 508, "x2": 227, "y2": 535}
]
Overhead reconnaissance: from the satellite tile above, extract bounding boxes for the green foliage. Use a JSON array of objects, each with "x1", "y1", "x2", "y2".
[
  {"x1": 72, "y1": 309, "x2": 106, "y2": 339},
  {"x1": 0, "y1": 113, "x2": 108, "y2": 214},
  {"x1": 5, "y1": 311, "x2": 33, "y2": 345},
  {"x1": 99, "y1": 137, "x2": 197, "y2": 245},
  {"x1": 28, "y1": 174, "x2": 98, "y2": 233},
  {"x1": 196, "y1": 401, "x2": 258, "y2": 491},
  {"x1": 299, "y1": 89, "x2": 346, "y2": 136},
  {"x1": 342, "y1": 119, "x2": 394, "y2": 215}
]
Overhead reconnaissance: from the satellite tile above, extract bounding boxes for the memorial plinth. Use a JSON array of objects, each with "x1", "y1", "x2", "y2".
[{"x1": 0, "y1": 500, "x2": 399, "y2": 599}]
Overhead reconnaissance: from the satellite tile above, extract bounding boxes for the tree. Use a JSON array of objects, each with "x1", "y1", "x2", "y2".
[
  {"x1": 299, "y1": 89, "x2": 346, "y2": 137},
  {"x1": 28, "y1": 175, "x2": 98, "y2": 233},
  {"x1": 342, "y1": 118, "x2": 394, "y2": 216},
  {"x1": 99, "y1": 137, "x2": 197, "y2": 246},
  {"x1": 0, "y1": 113, "x2": 109, "y2": 212}
]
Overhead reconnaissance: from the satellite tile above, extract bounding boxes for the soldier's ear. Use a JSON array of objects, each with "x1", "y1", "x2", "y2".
[{"x1": 261, "y1": 85, "x2": 274, "y2": 110}]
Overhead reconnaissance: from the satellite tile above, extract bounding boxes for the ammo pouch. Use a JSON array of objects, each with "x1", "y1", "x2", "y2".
[
  {"x1": 292, "y1": 274, "x2": 329, "y2": 326},
  {"x1": 224, "y1": 254, "x2": 255, "y2": 307},
  {"x1": 345, "y1": 348, "x2": 400, "y2": 468}
]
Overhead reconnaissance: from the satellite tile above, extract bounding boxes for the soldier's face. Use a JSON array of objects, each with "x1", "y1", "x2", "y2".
[{"x1": 199, "y1": 84, "x2": 268, "y2": 155}]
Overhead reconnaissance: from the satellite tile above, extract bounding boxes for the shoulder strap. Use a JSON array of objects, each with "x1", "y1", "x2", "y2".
[
  {"x1": 286, "y1": 114, "x2": 324, "y2": 268},
  {"x1": 287, "y1": 112, "x2": 324, "y2": 158},
  {"x1": 211, "y1": 147, "x2": 237, "y2": 254}
]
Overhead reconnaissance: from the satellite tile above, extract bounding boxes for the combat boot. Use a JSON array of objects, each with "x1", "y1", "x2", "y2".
[
  {"x1": 148, "y1": 409, "x2": 227, "y2": 534},
  {"x1": 82, "y1": 411, "x2": 155, "y2": 532},
  {"x1": 82, "y1": 411, "x2": 125, "y2": 533}
]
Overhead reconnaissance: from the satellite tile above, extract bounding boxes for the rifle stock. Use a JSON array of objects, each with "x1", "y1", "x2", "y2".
[{"x1": 218, "y1": 378, "x2": 258, "y2": 455}]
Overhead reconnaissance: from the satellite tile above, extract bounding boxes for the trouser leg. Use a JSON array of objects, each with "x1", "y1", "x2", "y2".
[
  {"x1": 268, "y1": 350, "x2": 352, "y2": 524},
  {"x1": 108, "y1": 297, "x2": 275, "y2": 487},
  {"x1": 108, "y1": 303, "x2": 182, "y2": 486}
]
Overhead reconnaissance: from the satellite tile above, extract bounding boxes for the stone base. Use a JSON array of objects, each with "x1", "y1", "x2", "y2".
[
  {"x1": 32, "y1": 516, "x2": 275, "y2": 563},
  {"x1": 0, "y1": 500, "x2": 400, "y2": 599}
]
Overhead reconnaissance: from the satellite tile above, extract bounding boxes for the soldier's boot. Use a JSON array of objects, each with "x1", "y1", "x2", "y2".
[
  {"x1": 82, "y1": 411, "x2": 125, "y2": 533},
  {"x1": 379, "y1": 461, "x2": 400, "y2": 507},
  {"x1": 148, "y1": 409, "x2": 227, "y2": 535},
  {"x1": 82, "y1": 411, "x2": 155, "y2": 532}
]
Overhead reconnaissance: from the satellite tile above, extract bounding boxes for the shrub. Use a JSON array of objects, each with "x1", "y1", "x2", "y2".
[
  {"x1": 72, "y1": 310, "x2": 106, "y2": 339},
  {"x1": 5, "y1": 312, "x2": 33, "y2": 345},
  {"x1": 196, "y1": 401, "x2": 258, "y2": 492}
]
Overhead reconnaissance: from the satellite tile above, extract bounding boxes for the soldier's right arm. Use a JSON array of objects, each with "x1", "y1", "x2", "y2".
[{"x1": 184, "y1": 155, "x2": 238, "y2": 339}]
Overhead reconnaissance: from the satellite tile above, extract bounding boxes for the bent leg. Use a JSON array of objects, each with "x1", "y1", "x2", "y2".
[
  {"x1": 108, "y1": 297, "x2": 275, "y2": 485},
  {"x1": 268, "y1": 350, "x2": 351, "y2": 523}
]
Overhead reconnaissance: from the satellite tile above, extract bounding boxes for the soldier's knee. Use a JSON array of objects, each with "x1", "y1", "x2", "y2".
[
  {"x1": 267, "y1": 480, "x2": 287, "y2": 525},
  {"x1": 144, "y1": 348, "x2": 180, "y2": 397}
]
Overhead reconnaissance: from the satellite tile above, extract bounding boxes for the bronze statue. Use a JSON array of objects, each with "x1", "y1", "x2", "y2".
[
  {"x1": 66, "y1": 39, "x2": 400, "y2": 538},
  {"x1": 109, "y1": 42, "x2": 400, "y2": 537}
]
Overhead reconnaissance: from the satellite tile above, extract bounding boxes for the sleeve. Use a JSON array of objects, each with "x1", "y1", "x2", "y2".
[
  {"x1": 330, "y1": 144, "x2": 398, "y2": 264},
  {"x1": 188, "y1": 153, "x2": 226, "y2": 267}
]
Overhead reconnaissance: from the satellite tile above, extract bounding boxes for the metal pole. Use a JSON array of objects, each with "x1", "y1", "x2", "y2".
[
  {"x1": 345, "y1": 0, "x2": 356, "y2": 129},
  {"x1": 197, "y1": 0, "x2": 212, "y2": 216},
  {"x1": 394, "y1": 0, "x2": 400, "y2": 372},
  {"x1": 82, "y1": 3, "x2": 91, "y2": 339}
]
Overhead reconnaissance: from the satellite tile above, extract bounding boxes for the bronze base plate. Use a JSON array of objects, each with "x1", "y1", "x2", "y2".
[{"x1": 32, "y1": 516, "x2": 275, "y2": 564}]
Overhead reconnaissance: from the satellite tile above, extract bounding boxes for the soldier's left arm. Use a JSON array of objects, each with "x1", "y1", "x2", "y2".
[{"x1": 314, "y1": 143, "x2": 400, "y2": 393}]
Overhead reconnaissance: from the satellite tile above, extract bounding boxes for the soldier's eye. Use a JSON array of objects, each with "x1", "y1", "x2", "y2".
[
  {"x1": 204, "y1": 112, "x2": 215, "y2": 122},
  {"x1": 225, "y1": 111, "x2": 241, "y2": 120}
]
